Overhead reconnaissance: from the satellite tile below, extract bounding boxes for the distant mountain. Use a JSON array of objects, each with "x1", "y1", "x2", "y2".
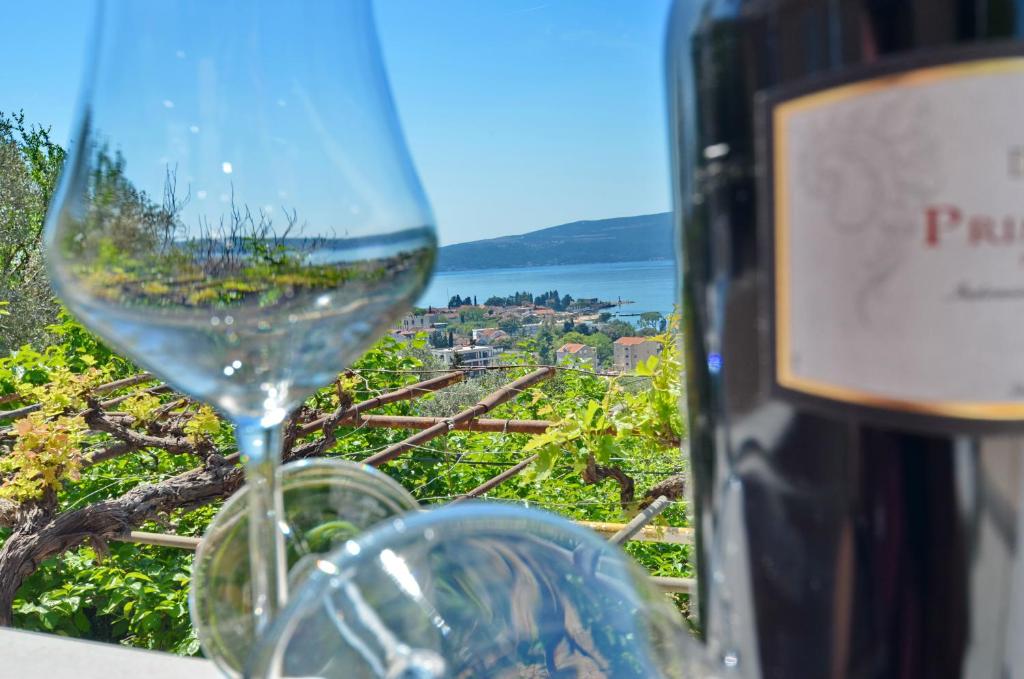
[{"x1": 436, "y1": 212, "x2": 673, "y2": 271}]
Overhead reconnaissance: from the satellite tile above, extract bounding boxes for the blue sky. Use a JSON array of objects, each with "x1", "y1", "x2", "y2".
[{"x1": 1, "y1": 1, "x2": 672, "y2": 246}]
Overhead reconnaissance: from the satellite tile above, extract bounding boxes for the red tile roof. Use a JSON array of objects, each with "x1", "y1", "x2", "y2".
[
  {"x1": 615, "y1": 337, "x2": 650, "y2": 346},
  {"x1": 558, "y1": 343, "x2": 588, "y2": 354}
]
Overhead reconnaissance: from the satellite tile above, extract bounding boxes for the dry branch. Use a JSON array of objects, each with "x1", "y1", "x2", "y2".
[
  {"x1": 83, "y1": 403, "x2": 214, "y2": 459},
  {"x1": 583, "y1": 455, "x2": 635, "y2": 509}
]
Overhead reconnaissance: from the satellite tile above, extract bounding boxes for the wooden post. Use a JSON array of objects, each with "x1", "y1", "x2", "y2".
[{"x1": 362, "y1": 367, "x2": 555, "y2": 467}]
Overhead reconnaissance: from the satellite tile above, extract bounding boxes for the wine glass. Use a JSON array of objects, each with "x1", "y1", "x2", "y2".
[
  {"x1": 191, "y1": 458, "x2": 420, "y2": 677},
  {"x1": 43, "y1": 0, "x2": 434, "y2": 660},
  {"x1": 246, "y1": 503, "x2": 712, "y2": 679}
]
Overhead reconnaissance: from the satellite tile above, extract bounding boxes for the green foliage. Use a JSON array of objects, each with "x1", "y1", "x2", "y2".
[
  {"x1": 458, "y1": 308, "x2": 487, "y2": 324},
  {"x1": 13, "y1": 544, "x2": 198, "y2": 655},
  {"x1": 1, "y1": 313, "x2": 690, "y2": 655},
  {"x1": 497, "y1": 317, "x2": 521, "y2": 334},
  {"x1": 638, "y1": 311, "x2": 664, "y2": 329},
  {"x1": 600, "y1": 319, "x2": 637, "y2": 341},
  {"x1": 2, "y1": 412, "x2": 88, "y2": 501},
  {"x1": 534, "y1": 326, "x2": 557, "y2": 364},
  {"x1": 0, "y1": 111, "x2": 65, "y2": 352},
  {"x1": 483, "y1": 291, "x2": 534, "y2": 307},
  {"x1": 182, "y1": 405, "x2": 223, "y2": 443},
  {"x1": 0, "y1": 366, "x2": 108, "y2": 502},
  {"x1": 523, "y1": 327, "x2": 683, "y2": 487},
  {"x1": 427, "y1": 329, "x2": 448, "y2": 348}
]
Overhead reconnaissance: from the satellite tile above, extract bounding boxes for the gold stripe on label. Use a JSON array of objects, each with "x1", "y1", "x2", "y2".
[{"x1": 773, "y1": 56, "x2": 1024, "y2": 420}]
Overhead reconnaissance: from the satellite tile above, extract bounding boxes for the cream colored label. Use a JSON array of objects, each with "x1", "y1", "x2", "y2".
[{"x1": 774, "y1": 58, "x2": 1024, "y2": 419}]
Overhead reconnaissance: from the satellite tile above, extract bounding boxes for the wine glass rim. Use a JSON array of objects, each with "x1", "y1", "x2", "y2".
[{"x1": 194, "y1": 457, "x2": 419, "y2": 551}]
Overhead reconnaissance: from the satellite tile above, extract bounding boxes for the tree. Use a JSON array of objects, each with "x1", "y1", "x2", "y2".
[
  {"x1": 536, "y1": 327, "x2": 556, "y2": 364},
  {"x1": 598, "y1": 312, "x2": 612, "y2": 323},
  {"x1": 639, "y1": 311, "x2": 664, "y2": 330},
  {"x1": 492, "y1": 336, "x2": 516, "y2": 350},
  {"x1": 460, "y1": 308, "x2": 487, "y2": 324},
  {"x1": 498, "y1": 318, "x2": 521, "y2": 335},
  {"x1": 0, "y1": 112, "x2": 66, "y2": 353},
  {"x1": 428, "y1": 330, "x2": 447, "y2": 348},
  {"x1": 448, "y1": 294, "x2": 463, "y2": 308},
  {"x1": 602, "y1": 320, "x2": 636, "y2": 341},
  {"x1": 534, "y1": 290, "x2": 562, "y2": 309}
]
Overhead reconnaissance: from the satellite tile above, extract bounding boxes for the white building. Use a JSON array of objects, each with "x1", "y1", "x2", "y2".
[
  {"x1": 431, "y1": 346, "x2": 498, "y2": 375},
  {"x1": 556, "y1": 342, "x2": 597, "y2": 365},
  {"x1": 400, "y1": 314, "x2": 433, "y2": 330},
  {"x1": 613, "y1": 337, "x2": 661, "y2": 372}
]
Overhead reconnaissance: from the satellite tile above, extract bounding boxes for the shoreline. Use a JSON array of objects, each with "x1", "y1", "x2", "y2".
[{"x1": 418, "y1": 259, "x2": 676, "y2": 319}]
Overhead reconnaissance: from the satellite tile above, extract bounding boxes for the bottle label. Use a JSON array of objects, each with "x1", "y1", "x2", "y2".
[{"x1": 768, "y1": 54, "x2": 1024, "y2": 420}]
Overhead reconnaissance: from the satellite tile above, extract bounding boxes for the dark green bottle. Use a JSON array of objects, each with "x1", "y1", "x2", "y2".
[{"x1": 668, "y1": 1, "x2": 1024, "y2": 677}]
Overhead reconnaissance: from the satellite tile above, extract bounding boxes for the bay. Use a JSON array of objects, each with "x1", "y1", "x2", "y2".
[{"x1": 416, "y1": 259, "x2": 678, "y2": 321}]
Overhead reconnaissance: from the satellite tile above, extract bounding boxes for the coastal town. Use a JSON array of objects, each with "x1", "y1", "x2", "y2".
[{"x1": 389, "y1": 290, "x2": 666, "y2": 374}]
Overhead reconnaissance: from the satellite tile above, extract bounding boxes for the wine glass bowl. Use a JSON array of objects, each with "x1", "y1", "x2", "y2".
[
  {"x1": 44, "y1": 1, "x2": 435, "y2": 422},
  {"x1": 247, "y1": 503, "x2": 701, "y2": 679},
  {"x1": 191, "y1": 458, "x2": 421, "y2": 678}
]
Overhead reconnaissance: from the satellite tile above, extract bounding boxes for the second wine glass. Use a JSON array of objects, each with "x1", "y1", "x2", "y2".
[{"x1": 44, "y1": 0, "x2": 434, "y2": 646}]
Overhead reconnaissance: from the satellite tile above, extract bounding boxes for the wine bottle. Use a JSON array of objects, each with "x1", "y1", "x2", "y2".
[{"x1": 667, "y1": 1, "x2": 1024, "y2": 677}]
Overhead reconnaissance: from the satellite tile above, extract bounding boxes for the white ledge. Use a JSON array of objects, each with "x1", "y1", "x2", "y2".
[{"x1": 0, "y1": 628, "x2": 219, "y2": 677}]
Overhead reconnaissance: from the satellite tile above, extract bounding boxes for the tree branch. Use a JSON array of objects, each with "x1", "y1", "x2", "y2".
[
  {"x1": 82, "y1": 402, "x2": 214, "y2": 459},
  {"x1": 0, "y1": 461, "x2": 243, "y2": 625},
  {"x1": 582, "y1": 455, "x2": 636, "y2": 509}
]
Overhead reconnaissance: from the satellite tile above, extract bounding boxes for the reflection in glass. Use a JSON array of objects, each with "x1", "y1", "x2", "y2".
[{"x1": 248, "y1": 504, "x2": 704, "y2": 679}]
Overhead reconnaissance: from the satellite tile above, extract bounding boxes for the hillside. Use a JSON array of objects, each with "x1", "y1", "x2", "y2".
[{"x1": 436, "y1": 212, "x2": 673, "y2": 271}]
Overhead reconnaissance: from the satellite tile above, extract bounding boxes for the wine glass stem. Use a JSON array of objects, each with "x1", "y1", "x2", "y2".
[{"x1": 234, "y1": 419, "x2": 288, "y2": 634}]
